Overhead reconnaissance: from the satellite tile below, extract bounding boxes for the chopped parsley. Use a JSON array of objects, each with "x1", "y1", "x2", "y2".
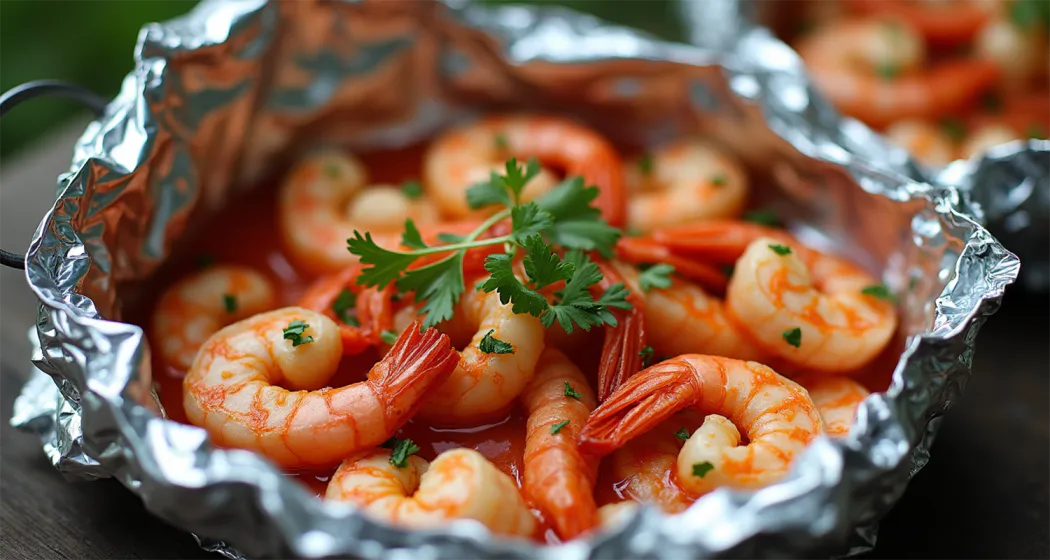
[
  {"x1": 401, "y1": 180, "x2": 424, "y2": 199},
  {"x1": 743, "y1": 209, "x2": 781, "y2": 227},
  {"x1": 348, "y1": 158, "x2": 628, "y2": 331},
  {"x1": 479, "y1": 329, "x2": 514, "y2": 354},
  {"x1": 674, "y1": 427, "x2": 691, "y2": 441},
  {"x1": 222, "y1": 294, "x2": 237, "y2": 314},
  {"x1": 380, "y1": 330, "x2": 398, "y2": 345},
  {"x1": 769, "y1": 244, "x2": 792, "y2": 256},
  {"x1": 282, "y1": 320, "x2": 314, "y2": 347},
  {"x1": 387, "y1": 437, "x2": 420, "y2": 468},
  {"x1": 939, "y1": 118, "x2": 967, "y2": 141},
  {"x1": 710, "y1": 173, "x2": 727, "y2": 187},
  {"x1": 624, "y1": 226, "x2": 645, "y2": 238},
  {"x1": 332, "y1": 289, "x2": 359, "y2": 326},
  {"x1": 324, "y1": 163, "x2": 341, "y2": 178},
  {"x1": 563, "y1": 382, "x2": 582, "y2": 400},
  {"x1": 692, "y1": 461, "x2": 714, "y2": 477},
  {"x1": 637, "y1": 152, "x2": 654, "y2": 176},
  {"x1": 782, "y1": 327, "x2": 802, "y2": 348},
  {"x1": 494, "y1": 132, "x2": 509, "y2": 151},
  {"x1": 875, "y1": 62, "x2": 900, "y2": 80},
  {"x1": 550, "y1": 419, "x2": 571, "y2": 435},
  {"x1": 861, "y1": 284, "x2": 896, "y2": 302},
  {"x1": 638, "y1": 263, "x2": 675, "y2": 292},
  {"x1": 639, "y1": 345, "x2": 655, "y2": 367}
]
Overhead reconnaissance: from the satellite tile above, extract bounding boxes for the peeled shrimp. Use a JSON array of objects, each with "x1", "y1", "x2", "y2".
[
  {"x1": 520, "y1": 349, "x2": 599, "y2": 540},
  {"x1": 648, "y1": 223, "x2": 898, "y2": 372},
  {"x1": 152, "y1": 265, "x2": 276, "y2": 372},
  {"x1": 326, "y1": 448, "x2": 536, "y2": 536},
  {"x1": 183, "y1": 309, "x2": 459, "y2": 468},
  {"x1": 975, "y1": 15, "x2": 1049, "y2": 89},
  {"x1": 578, "y1": 355, "x2": 824, "y2": 495},
  {"x1": 602, "y1": 415, "x2": 703, "y2": 514},
  {"x1": 795, "y1": 375, "x2": 870, "y2": 438},
  {"x1": 393, "y1": 283, "x2": 546, "y2": 425},
  {"x1": 423, "y1": 114, "x2": 627, "y2": 226},
  {"x1": 796, "y1": 17, "x2": 999, "y2": 128},
  {"x1": 279, "y1": 151, "x2": 440, "y2": 274},
  {"x1": 884, "y1": 120, "x2": 957, "y2": 167},
  {"x1": 844, "y1": 0, "x2": 994, "y2": 47},
  {"x1": 623, "y1": 139, "x2": 748, "y2": 233},
  {"x1": 297, "y1": 263, "x2": 394, "y2": 355}
]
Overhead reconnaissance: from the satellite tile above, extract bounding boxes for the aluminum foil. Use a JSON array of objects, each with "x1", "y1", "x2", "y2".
[{"x1": 11, "y1": 0, "x2": 1021, "y2": 558}]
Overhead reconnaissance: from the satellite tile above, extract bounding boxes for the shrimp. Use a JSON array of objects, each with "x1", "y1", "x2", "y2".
[
  {"x1": 884, "y1": 120, "x2": 957, "y2": 167},
  {"x1": 423, "y1": 114, "x2": 627, "y2": 226},
  {"x1": 325, "y1": 448, "x2": 536, "y2": 536},
  {"x1": 152, "y1": 265, "x2": 276, "y2": 372},
  {"x1": 519, "y1": 349, "x2": 599, "y2": 540},
  {"x1": 297, "y1": 263, "x2": 394, "y2": 355},
  {"x1": 975, "y1": 14, "x2": 1049, "y2": 89},
  {"x1": 279, "y1": 151, "x2": 440, "y2": 274},
  {"x1": 623, "y1": 139, "x2": 749, "y2": 233},
  {"x1": 795, "y1": 375, "x2": 870, "y2": 438},
  {"x1": 602, "y1": 415, "x2": 703, "y2": 514},
  {"x1": 393, "y1": 283, "x2": 546, "y2": 425},
  {"x1": 796, "y1": 17, "x2": 999, "y2": 128},
  {"x1": 959, "y1": 122, "x2": 1025, "y2": 158},
  {"x1": 183, "y1": 309, "x2": 459, "y2": 468},
  {"x1": 646, "y1": 222, "x2": 899, "y2": 372},
  {"x1": 617, "y1": 237, "x2": 729, "y2": 295},
  {"x1": 844, "y1": 0, "x2": 994, "y2": 46},
  {"x1": 578, "y1": 355, "x2": 824, "y2": 495}
]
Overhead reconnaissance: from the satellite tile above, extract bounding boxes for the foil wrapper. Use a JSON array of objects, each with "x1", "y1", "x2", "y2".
[{"x1": 11, "y1": 1, "x2": 1020, "y2": 558}]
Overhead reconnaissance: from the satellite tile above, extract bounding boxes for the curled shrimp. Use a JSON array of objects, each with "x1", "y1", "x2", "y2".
[
  {"x1": 623, "y1": 139, "x2": 749, "y2": 233},
  {"x1": 152, "y1": 265, "x2": 276, "y2": 372},
  {"x1": 796, "y1": 17, "x2": 999, "y2": 128},
  {"x1": 647, "y1": 222, "x2": 899, "y2": 372},
  {"x1": 297, "y1": 263, "x2": 394, "y2": 355},
  {"x1": 183, "y1": 309, "x2": 459, "y2": 468},
  {"x1": 975, "y1": 13, "x2": 1049, "y2": 89},
  {"x1": 844, "y1": 0, "x2": 994, "y2": 47},
  {"x1": 795, "y1": 375, "x2": 870, "y2": 438},
  {"x1": 578, "y1": 355, "x2": 824, "y2": 495},
  {"x1": 423, "y1": 114, "x2": 627, "y2": 226},
  {"x1": 279, "y1": 151, "x2": 440, "y2": 274},
  {"x1": 393, "y1": 284, "x2": 546, "y2": 425},
  {"x1": 325, "y1": 447, "x2": 536, "y2": 536},
  {"x1": 520, "y1": 349, "x2": 599, "y2": 540}
]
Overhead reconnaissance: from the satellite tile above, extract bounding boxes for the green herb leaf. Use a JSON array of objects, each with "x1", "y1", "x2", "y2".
[
  {"x1": 861, "y1": 284, "x2": 896, "y2": 302},
  {"x1": 639, "y1": 345, "x2": 655, "y2": 367},
  {"x1": 325, "y1": 163, "x2": 341, "y2": 178},
  {"x1": 400, "y1": 218, "x2": 428, "y2": 250},
  {"x1": 542, "y1": 251, "x2": 630, "y2": 334},
  {"x1": 347, "y1": 231, "x2": 417, "y2": 289},
  {"x1": 875, "y1": 62, "x2": 900, "y2": 80},
  {"x1": 195, "y1": 254, "x2": 216, "y2": 269},
  {"x1": 637, "y1": 152, "x2": 654, "y2": 176},
  {"x1": 782, "y1": 327, "x2": 802, "y2": 348},
  {"x1": 396, "y1": 254, "x2": 465, "y2": 328},
  {"x1": 939, "y1": 118, "x2": 967, "y2": 141},
  {"x1": 332, "y1": 289, "x2": 359, "y2": 326},
  {"x1": 535, "y1": 176, "x2": 621, "y2": 257},
  {"x1": 436, "y1": 232, "x2": 467, "y2": 244},
  {"x1": 639, "y1": 263, "x2": 675, "y2": 292},
  {"x1": 550, "y1": 419, "x2": 570, "y2": 435},
  {"x1": 675, "y1": 427, "x2": 691, "y2": 441},
  {"x1": 743, "y1": 209, "x2": 781, "y2": 227},
  {"x1": 510, "y1": 203, "x2": 555, "y2": 244},
  {"x1": 768, "y1": 244, "x2": 792, "y2": 256},
  {"x1": 521, "y1": 235, "x2": 575, "y2": 289},
  {"x1": 563, "y1": 382, "x2": 582, "y2": 400},
  {"x1": 1010, "y1": 0, "x2": 1050, "y2": 33},
  {"x1": 401, "y1": 180, "x2": 424, "y2": 199},
  {"x1": 381, "y1": 437, "x2": 399, "y2": 449},
  {"x1": 283, "y1": 320, "x2": 315, "y2": 347},
  {"x1": 479, "y1": 329, "x2": 514, "y2": 354},
  {"x1": 494, "y1": 132, "x2": 509, "y2": 151},
  {"x1": 625, "y1": 226, "x2": 645, "y2": 238},
  {"x1": 711, "y1": 173, "x2": 727, "y2": 187},
  {"x1": 389, "y1": 438, "x2": 420, "y2": 468},
  {"x1": 692, "y1": 461, "x2": 714, "y2": 477},
  {"x1": 223, "y1": 294, "x2": 237, "y2": 314},
  {"x1": 480, "y1": 253, "x2": 551, "y2": 317},
  {"x1": 503, "y1": 157, "x2": 542, "y2": 202},
  {"x1": 466, "y1": 170, "x2": 513, "y2": 210},
  {"x1": 380, "y1": 330, "x2": 398, "y2": 345}
]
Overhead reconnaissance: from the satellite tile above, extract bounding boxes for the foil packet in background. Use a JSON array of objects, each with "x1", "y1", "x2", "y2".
[
  {"x1": 678, "y1": 0, "x2": 1048, "y2": 291},
  {"x1": 12, "y1": 1, "x2": 1019, "y2": 559}
]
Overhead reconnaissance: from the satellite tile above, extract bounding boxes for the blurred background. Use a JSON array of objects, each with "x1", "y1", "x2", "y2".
[{"x1": 0, "y1": 0, "x2": 684, "y2": 158}]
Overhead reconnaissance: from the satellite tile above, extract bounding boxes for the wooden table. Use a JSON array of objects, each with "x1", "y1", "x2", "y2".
[{"x1": 1, "y1": 124, "x2": 1047, "y2": 560}]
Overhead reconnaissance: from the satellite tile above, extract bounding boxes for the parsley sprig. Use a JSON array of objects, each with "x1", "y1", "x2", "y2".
[{"x1": 347, "y1": 158, "x2": 629, "y2": 331}]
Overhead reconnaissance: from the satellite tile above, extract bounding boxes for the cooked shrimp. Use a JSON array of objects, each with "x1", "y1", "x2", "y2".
[
  {"x1": 598, "y1": 501, "x2": 639, "y2": 530},
  {"x1": 326, "y1": 448, "x2": 536, "y2": 536},
  {"x1": 279, "y1": 151, "x2": 440, "y2": 274},
  {"x1": 578, "y1": 355, "x2": 824, "y2": 495},
  {"x1": 297, "y1": 263, "x2": 394, "y2": 355},
  {"x1": 183, "y1": 309, "x2": 459, "y2": 468},
  {"x1": 520, "y1": 349, "x2": 599, "y2": 540},
  {"x1": 152, "y1": 265, "x2": 276, "y2": 372},
  {"x1": 602, "y1": 415, "x2": 701, "y2": 514},
  {"x1": 975, "y1": 15, "x2": 1049, "y2": 89},
  {"x1": 647, "y1": 223, "x2": 898, "y2": 372},
  {"x1": 795, "y1": 375, "x2": 870, "y2": 438},
  {"x1": 796, "y1": 17, "x2": 999, "y2": 128},
  {"x1": 844, "y1": 0, "x2": 994, "y2": 46},
  {"x1": 959, "y1": 122, "x2": 1025, "y2": 158},
  {"x1": 884, "y1": 120, "x2": 957, "y2": 167},
  {"x1": 623, "y1": 139, "x2": 749, "y2": 233},
  {"x1": 617, "y1": 237, "x2": 729, "y2": 295},
  {"x1": 423, "y1": 114, "x2": 627, "y2": 225},
  {"x1": 393, "y1": 283, "x2": 546, "y2": 425}
]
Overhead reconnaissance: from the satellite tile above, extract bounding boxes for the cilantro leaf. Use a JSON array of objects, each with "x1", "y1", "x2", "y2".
[
  {"x1": 401, "y1": 218, "x2": 428, "y2": 250},
  {"x1": 389, "y1": 438, "x2": 420, "y2": 468},
  {"x1": 396, "y1": 254, "x2": 465, "y2": 328},
  {"x1": 479, "y1": 329, "x2": 514, "y2": 354},
  {"x1": 380, "y1": 330, "x2": 398, "y2": 345},
  {"x1": 675, "y1": 427, "x2": 690, "y2": 441},
  {"x1": 743, "y1": 209, "x2": 781, "y2": 227},
  {"x1": 563, "y1": 382, "x2": 582, "y2": 399},
  {"x1": 535, "y1": 176, "x2": 621, "y2": 257},
  {"x1": 939, "y1": 118, "x2": 966, "y2": 141},
  {"x1": 550, "y1": 420, "x2": 570, "y2": 435},
  {"x1": 768, "y1": 244, "x2": 792, "y2": 256},
  {"x1": 282, "y1": 320, "x2": 315, "y2": 347},
  {"x1": 494, "y1": 132, "x2": 509, "y2": 151},
  {"x1": 637, "y1": 153, "x2": 654, "y2": 175},
  {"x1": 521, "y1": 235, "x2": 575, "y2": 289},
  {"x1": 466, "y1": 170, "x2": 513, "y2": 210},
  {"x1": 332, "y1": 289, "x2": 360, "y2": 326},
  {"x1": 401, "y1": 180, "x2": 424, "y2": 199},
  {"x1": 543, "y1": 251, "x2": 628, "y2": 333},
  {"x1": 503, "y1": 157, "x2": 541, "y2": 202},
  {"x1": 782, "y1": 327, "x2": 802, "y2": 348},
  {"x1": 639, "y1": 345, "x2": 655, "y2": 367},
  {"x1": 711, "y1": 173, "x2": 727, "y2": 187},
  {"x1": 692, "y1": 461, "x2": 714, "y2": 477},
  {"x1": 479, "y1": 253, "x2": 550, "y2": 317},
  {"x1": 510, "y1": 203, "x2": 554, "y2": 244},
  {"x1": 223, "y1": 294, "x2": 237, "y2": 314},
  {"x1": 347, "y1": 231, "x2": 416, "y2": 289},
  {"x1": 861, "y1": 284, "x2": 896, "y2": 302},
  {"x1": 639, "y1": 263, "x2": 675, "y2": 292}
]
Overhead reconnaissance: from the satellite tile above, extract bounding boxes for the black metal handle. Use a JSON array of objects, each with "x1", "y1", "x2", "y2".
[{"x1": 0, "y1": 80, "x2": 108, "y2": 270}]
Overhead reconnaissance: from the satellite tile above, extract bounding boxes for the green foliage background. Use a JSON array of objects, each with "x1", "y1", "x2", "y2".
[{"x1": 0, "y1": 0, "x2": 682, "y2": 157}]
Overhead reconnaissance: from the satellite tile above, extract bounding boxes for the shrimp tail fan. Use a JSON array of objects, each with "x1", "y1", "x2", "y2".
[{"x1": 369, "y1": 321, "x2": 459, "y2": 404}]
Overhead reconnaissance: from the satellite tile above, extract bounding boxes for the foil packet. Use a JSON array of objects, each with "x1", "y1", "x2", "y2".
[{"x1": 12, "y1": 1, "x2": 1020, "y2": 559}]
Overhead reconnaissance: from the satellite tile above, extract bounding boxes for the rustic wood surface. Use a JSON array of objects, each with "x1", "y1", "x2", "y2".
[{"x1": 0, "y1": 124, "x2": 1047, "y2": 560}]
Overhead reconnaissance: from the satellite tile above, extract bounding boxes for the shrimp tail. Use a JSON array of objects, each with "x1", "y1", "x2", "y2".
[
  {"x1": 367, "y1": 322, "x2": 459, "y2": 412},
  {"x1": 357, "y1": 285, "x2": 394, "y2": 343},
  {"x1": 595, "y1": 259, "x2": 648, "y2": 401},
  {"x1": 616, "y1": 237, "x2": 730, "y2": 294},
  {"x1": 577, "y1": 361, "x2": 699, "y2": 457}
]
